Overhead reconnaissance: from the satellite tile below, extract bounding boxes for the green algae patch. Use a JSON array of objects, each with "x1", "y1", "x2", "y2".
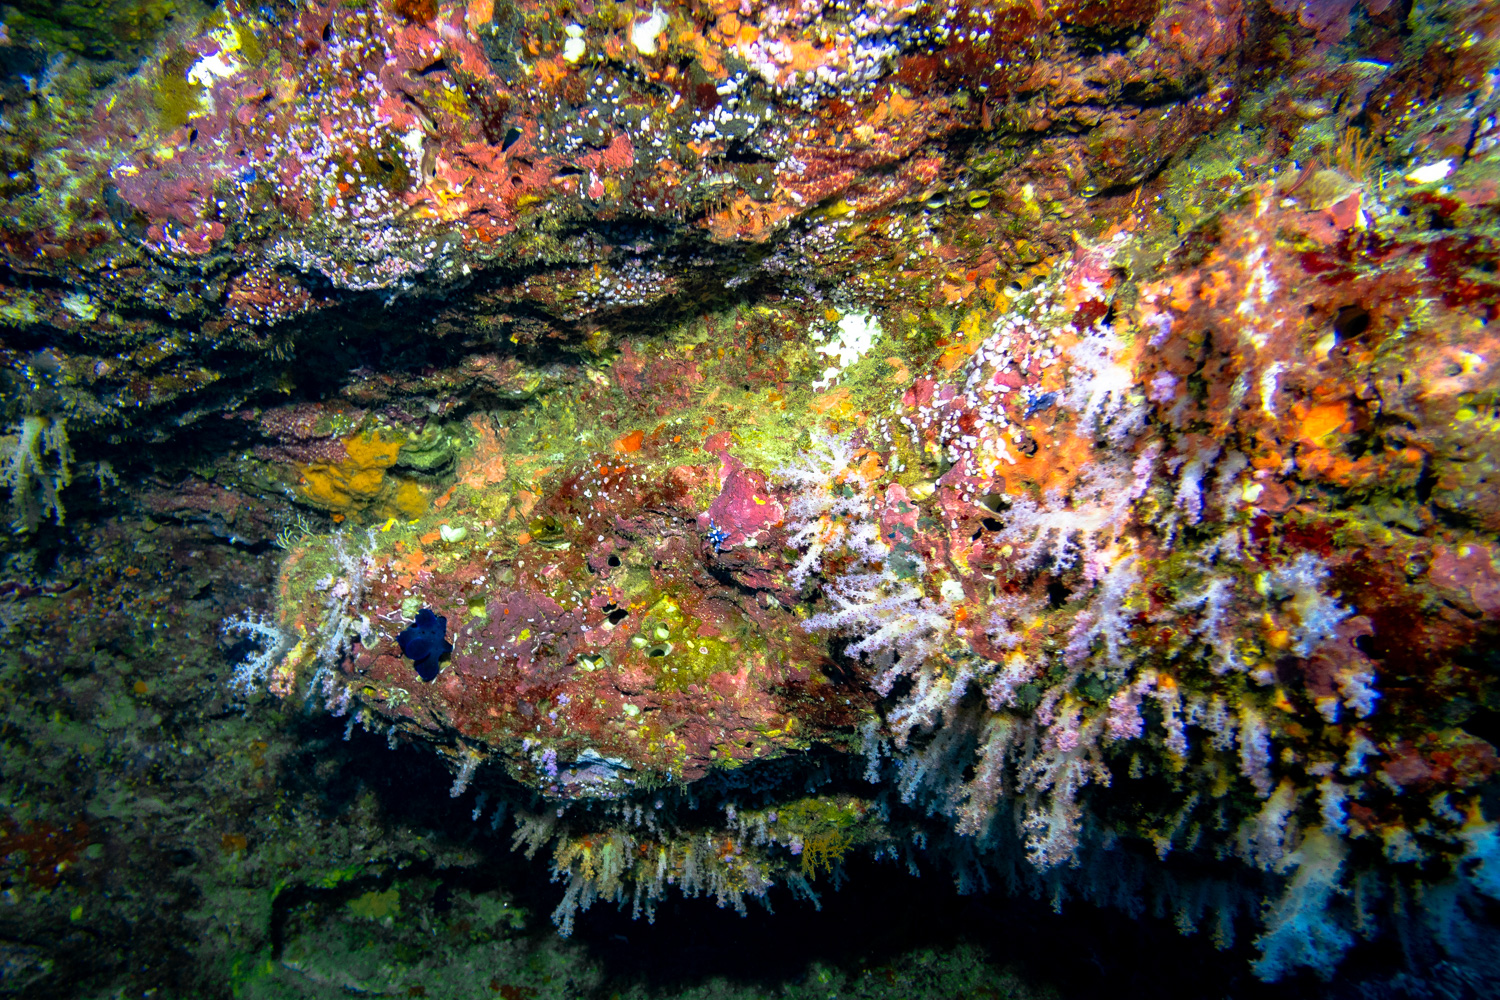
[
  {"x1": 347, "y1": 887, "x2": 401, "y2": 920},
  {"x1": 394, "y1": 418, "x2": 471, "y2": 473},
  {"x1": 632, "y1": 594, "x2": 742, "y2": 693},
  {"x1": 0, "y1": 292, "x2": 42, "y2": 326},
  {"x1": 153, "y1": 49, "x2": 205, "y2": 130},
  {"x1": 351, "y1": 143, "x2": 415, "y2": 198},
  {"x1": 7, "y1": 0, "x2": 191, "y2": 58}
]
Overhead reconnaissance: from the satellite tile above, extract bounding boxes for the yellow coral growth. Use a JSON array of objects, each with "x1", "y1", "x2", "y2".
[
  {"x1": 296, "y1": 430, "x2": 403, "y2": 512},
  {"x1": 800, "y1": 827, "x2": 853, "y2": 878},
  {"x1": 387, "y1": 479, "x2": 430, "y2": 520}
]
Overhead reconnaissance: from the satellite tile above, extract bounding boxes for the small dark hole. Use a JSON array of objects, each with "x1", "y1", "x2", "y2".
[
  {"x1": 223, "y1": 637, "x2": 257, "y2": 665},
  {"x1": 502, "y1": 126, "x2": 523, "y2": 151},
  {"x1": 1462, "y1": 706, "x2": 1500, "y2": 747},
  {"x1": 981, "y1": 517, "x2": 1004, "y2": 532},
  {"x1": 607, "y1": 554, "x2": 621, "y2": 567},
  {"x1": 1333, "y1": 304, "x2": 1371, "y2": 340},
  {"x1": 649, "y1": 647, "x2": 668, "y2": 658},
  {"x1": 1415, "y1": 460, "x2": 1435, "y2": 503},
  {"x1": 607, "y1": 608, "x2": 629, "y2": 625},
  {"x1": 188, "y1": 127, "x2": 198, "y2": 144},
  {"x1": 321, "y1": 22, "x2": 331, "y2": 41},
  {"x1": 1046, "y1": 580, "x2": 1069, "y2": 609}
]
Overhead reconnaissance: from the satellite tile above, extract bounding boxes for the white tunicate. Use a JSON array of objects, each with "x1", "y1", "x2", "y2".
[{"x1": 811, "y1": 310, "x2": 882, "y2": 391}]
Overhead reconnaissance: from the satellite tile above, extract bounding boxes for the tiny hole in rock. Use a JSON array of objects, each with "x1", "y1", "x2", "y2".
[{"x1": 1333, "y1": 304, "x2": 1371, "y2": 340}]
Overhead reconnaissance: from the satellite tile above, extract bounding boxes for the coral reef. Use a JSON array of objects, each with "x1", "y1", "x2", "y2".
[
  {"x1": 0, "y1": 0, "x2": 1497, "y2": 991},
  {"x1": 245, "y1": 146, "x2": 1500, "y2": 976}
]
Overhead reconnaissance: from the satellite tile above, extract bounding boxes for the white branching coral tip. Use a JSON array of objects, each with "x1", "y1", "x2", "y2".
[
  {"x1": 222, "y1": 612, "x2": 291, "y2": 696},
  {"x1": 450, "y1": 747, "x2": 483, "y2": 798},
  {"x1": 1065, "y1": 325, "x2": 1146, "y2": 443},
  {"x1": 778, "y1": 431, "x2": 885, "y2": 588}
]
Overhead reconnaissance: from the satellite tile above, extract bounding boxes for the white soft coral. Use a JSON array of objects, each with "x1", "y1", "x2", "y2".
[
  {"x1": 778, "y1": 431, "x2": 884, "y2": 588},
  {"x1": 997, "y1": 462, "x2": 1135, "y2": 575},
  {"x1": 1269, "y1": 553, "x2": 1350, "y2": 656},
  {"x1": 222, "y1": 612, "x2": 292, "y2": 696},
  {"x1": 803, "y1": 570, "x2": 954, "y2": 697},
  {"x1": 1065, "y1": 324, "x2": 1146, "y2": 443}
]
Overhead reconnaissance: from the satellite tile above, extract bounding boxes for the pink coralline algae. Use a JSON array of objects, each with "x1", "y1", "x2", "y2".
[
  {"x1": 1428, "y1": 543, "x2": 1500, "y2": 617},
  {"x1": 224, "y1": 270, "x2": 326, "y2": 327},
  {"x1": 698, "y1": 453, "x2": 785, "y2": 553}
]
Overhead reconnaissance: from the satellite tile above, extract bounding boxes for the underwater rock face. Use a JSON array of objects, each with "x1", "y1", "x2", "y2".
[
  {"x1": 282, "y1": 457, "x2": 859, "y2": 793},
  {"x1": 259, "y1": 167, "x2": 1500, "y2": 974},
  {"x1": 1, "y1": 0, "x2": 1498, "y2": 988}
]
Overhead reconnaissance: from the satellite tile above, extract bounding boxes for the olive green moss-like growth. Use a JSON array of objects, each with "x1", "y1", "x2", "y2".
[
  {"x1": 632, "y1": 594, "x2": 742, "y2": 693},
  {"x1": 151, "y1": 48, "x2": 205, "y2": 131},
  {"x1": 6, "y1": 0, "x2": 199, "y2": 59}
]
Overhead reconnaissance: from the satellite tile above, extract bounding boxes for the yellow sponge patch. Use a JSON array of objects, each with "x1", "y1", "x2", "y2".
[{"x1": 297, "y1": 430, "x2": 404, "y2": 512}]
